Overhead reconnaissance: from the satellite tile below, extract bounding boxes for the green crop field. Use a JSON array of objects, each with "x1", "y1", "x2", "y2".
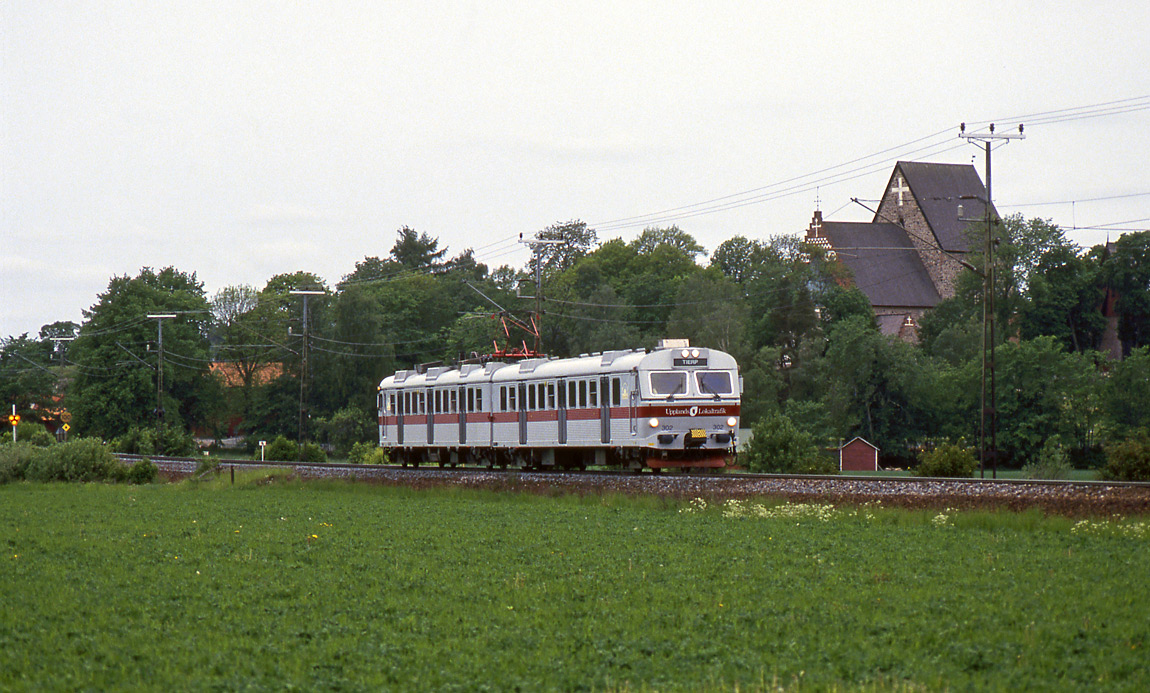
[{"x1": 2, "y1": 481, "x2": 1148, "y2": 691}]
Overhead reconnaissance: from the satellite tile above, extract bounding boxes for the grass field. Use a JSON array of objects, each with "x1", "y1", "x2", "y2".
[{"x1": 2, "y1": 480, "x2": 1148, "y2": 691}]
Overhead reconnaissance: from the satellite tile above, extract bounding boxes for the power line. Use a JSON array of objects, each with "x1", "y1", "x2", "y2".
[{"x1": 999, "y1": 191, "x2": 1150, "y2": 208}]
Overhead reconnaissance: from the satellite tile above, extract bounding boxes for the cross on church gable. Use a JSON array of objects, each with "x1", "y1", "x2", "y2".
[
  {"x1": 892, "y1": 175, "x2": 911, "y2": 206},
  {"x1": 811, "y1": 216, "x2": 822, "y2": 235}
]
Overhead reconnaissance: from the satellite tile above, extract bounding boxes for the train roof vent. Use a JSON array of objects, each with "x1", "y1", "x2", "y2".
[
  {"x1": 657, "y1": 338, "x2": 690, "y2": 350},
  {"x1": 425, "y1": 366, "x2": 452, "y2": 381},
  {"x1": 483, "y1": 362, "x2": 505, "y2": 376},
  {"x1": 518, "y1": 359, "x2": 542, "y2": 374},
  {"x1": 459, "y1": 363, "x2": 482, "y2": 377},
  {"x1": 393, "y1": 370, "x2": 412, "y2": 383},
  {"x1": 600, "y1": 350, "x2": 628, "y2": 367}
]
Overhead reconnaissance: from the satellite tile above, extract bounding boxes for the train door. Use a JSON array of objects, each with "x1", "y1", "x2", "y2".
[
  {"x1": 426, "y1": 388, "x2": 434, "y2": 444},
  {"x1": 628, "y1": 372, "x2": 638, "y2": 436},
  {"x1": 518, "y1": 382, "x2": 527, "y2": 445},
  {"x1": 397, "y1": 390, "x2": 405, "y2": 444},
  {"x1": 458, "y1": 386, "x2": 467, "y2": 444},
  {"x1": 556, "y1": 378, "x2": 568, "y2": 444},
  {"x1": 600, "y1": 376, "x2": 611, "y2": 443}
]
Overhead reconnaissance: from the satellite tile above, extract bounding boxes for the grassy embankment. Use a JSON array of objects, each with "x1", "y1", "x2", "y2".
[{"x1": 1, "y1": 479, "x2": 1147, "y2": 691}]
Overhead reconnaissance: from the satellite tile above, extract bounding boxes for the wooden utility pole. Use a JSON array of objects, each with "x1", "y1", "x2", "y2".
[
  {"x1": 289, "y1": 290, "x2": 325, "y2": 459},
  {"x1": 959, "y1": 122, "x2": 1024, "y2": 478},
  {"x1": 146, "y1": 314, "x2": 177, "y2": 421}
]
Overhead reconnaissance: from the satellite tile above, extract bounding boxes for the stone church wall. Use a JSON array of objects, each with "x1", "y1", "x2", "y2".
[{"x1": 874, "y1": 170, "x2": 966, "y2": 300}]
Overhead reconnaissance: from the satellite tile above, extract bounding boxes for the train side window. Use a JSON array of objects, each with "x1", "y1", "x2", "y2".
[
  {"x1": 548, "y1": 382, "x2": 555, "y2": 409},
  {"x1": 509, "y1": 386, "x2": 517, "y2": 411},
  {"x1": 451, "y1": 390, "x2": 458, "y2": 414},
  {"x1": 500, "y1": 386, "x2": 507, "y2": 412},
  {"x1": 528, "y1": 384, "x2": 536, "y2": 410},
  {"x1": 405, "y1": 391, "x2": 412, "y2": 415},
  {"x1": 476, "y1": 389, "x2": 483, "y2": 412},
  {"x1": 558, "y1": 382, "x2": 566, "y2": 408},
  {"x1": 578, "y1": 380, "x2": 587, "y2": 408},
  {"x1": 568, "y1": 382, "x2": 576, "y2": 408},
  {"x1": 589, "y1": 379, "x2": 598, "y2": 407},
  {"x1": 467, "y1": 388, "x2": 474, "y2": 413},
  {"x1": 537, "y1": 383, "x2": 545, "y2": 409},
  {"x1": 420, "y1": 391, "x2": 426, "y2": 415}
]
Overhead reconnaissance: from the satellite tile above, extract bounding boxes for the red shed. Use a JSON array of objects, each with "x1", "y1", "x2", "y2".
[{"x1": 839, "y1": 437, "x2": 879, "y2": 471}]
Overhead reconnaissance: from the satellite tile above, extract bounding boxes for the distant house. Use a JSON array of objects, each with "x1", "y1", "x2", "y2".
[
  {"x1": 839, "y1": 437, "x2": 879, "y2": 472},
  {"x1": 209, "y1": 361, "x2": 283, "y2": 388},
  {"x1": 805, "y1": 161, "x2": 996, "y2": 340}
]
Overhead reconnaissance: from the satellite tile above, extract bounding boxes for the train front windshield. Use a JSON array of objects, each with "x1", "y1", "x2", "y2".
[
  {"x1": 648, "y1": 371, "x2": 687, "y2": 396},
  {"x1": 695, "y1": 371, "x2": 733, "y2": 396}
]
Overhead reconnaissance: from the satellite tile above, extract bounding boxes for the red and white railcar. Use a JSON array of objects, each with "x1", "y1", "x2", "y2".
[{"x1": 377, "y1": 342, "x2": 740, "y2": 470}]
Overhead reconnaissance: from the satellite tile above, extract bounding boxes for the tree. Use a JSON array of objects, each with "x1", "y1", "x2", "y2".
[
  {"x1": 630, "y1": 226, "x2": 706, "y2": 259},
  {"x1": 813, "y1": 315, "x2": 939, "y2": 457},
  {"x1": 339, "y1": 256, "x2": 403, "y2": 288},
  {"x1": 67, "y1": 267, "x2": 213, "y2": 438},
  {"x1": 209, "y1": 284, "x2": 292, "y2": 436},
  {"x1": 1019, "y1": 245, "x2": 1106, "y2": 352},
  {"x1": 527, "y1": 220, "x2": 598, "y2": 278},
  {"x1": 1102, "y1": 231, "x2": 1150, "y2": 354},
  {"x1": 0, "y1": 333, "x2": 59, "y2": 425},
  {"x1": 665, "y1": 271, "x2": 749, "y2": 357},
  {"x1": 711, "y1": 235, "x2": 775, "y2": 285},
  {"x1": 391, "y1": 226, "x2": 447, "y2": 271},
  {"x1": 1102, "y1": 346, "x2": 1150, "y2": 435}
]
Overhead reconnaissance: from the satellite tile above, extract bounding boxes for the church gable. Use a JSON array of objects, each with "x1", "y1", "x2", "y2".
[
  {"x1": 868, "y1": 161, "x2": 992, "y2": 300},
  {"x1": 889, "y1": 161, "x2": 994, "y2": 253}
]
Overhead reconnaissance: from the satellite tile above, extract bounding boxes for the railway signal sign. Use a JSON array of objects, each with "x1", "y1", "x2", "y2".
[{"x1": 7, "y1": 414, "x2": 19, "y2": 426}]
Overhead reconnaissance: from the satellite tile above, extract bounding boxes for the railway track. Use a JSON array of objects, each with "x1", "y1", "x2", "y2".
[{"x1": 117, "y1": 453, "x2": 1150, "y2": 516}]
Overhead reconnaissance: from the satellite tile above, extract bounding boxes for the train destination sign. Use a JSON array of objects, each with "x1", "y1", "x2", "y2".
[{"x1": 673, "y1": 357, "x2": 707, "y2": 367}]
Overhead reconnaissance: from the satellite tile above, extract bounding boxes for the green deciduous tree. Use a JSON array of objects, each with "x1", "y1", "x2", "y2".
[
  {"x1": 67, "y1": 267, "x2": 213, "y2": 439},
  {"x1": 1102, "y1": 230, "x2": 1150, "y2": 354}
]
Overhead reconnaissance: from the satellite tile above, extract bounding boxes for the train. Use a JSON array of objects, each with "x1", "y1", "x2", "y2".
[{"x1": 377, "y1": 340, "x2": 741, "y2": 470}]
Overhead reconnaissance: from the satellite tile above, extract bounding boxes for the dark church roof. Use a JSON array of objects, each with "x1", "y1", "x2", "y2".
[
  {"x1": 821, "y1": 221, "x2": 941, "y2": 309},
  {"x1": 893, "y1": 161, "x2": 996, "y2": 253}
]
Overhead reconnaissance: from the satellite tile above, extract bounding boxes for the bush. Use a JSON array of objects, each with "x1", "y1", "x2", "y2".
[
  {"x1": 316, "y1": 406, "x2": 376, "y2": 458},
  {"x1": 1021, "y1": 436, "x2": 1073, "y2": 480},
  {"x1": 301, "y1": 442, "x2": 327, "y2": 464},
  {"x1": 195, "y1": 456, "x2": 221, "y2": 477},
  {"x1": 915, "y1": 441, "x2": 977, "y2": 478},
  {"x1": 127, "y1": 458, "x2": 159, "y2": 484},
  {"x1": 741, "y1": 412, "x2": 835, "y2": 474},
  {"x1": 258, "y1": 435, "x2": 327, "y2": 463},
  {"x1": 348, "y1": 441, "x2": 377, "y2": 464},
  {"x1": 112, "y1": 426, "x2": 157, "y2": 455},
  {"x1": 113, "y1": 425, "x2": 196, "y2": 457},
  {"x1": 27, "y1": 429, "x2": 56, "y2": 447},
  {"x1": 262, "y1": 436, "x2": 299, "y2": 462},
  {"x1": 25, "y1": 438, "x2": 121, "y2": 483},
  {"x1": 0, "y1": 442, "x2": 38, "y2": 483},
  {"x1": 1100, "y1": 429, "x2": 1150, "y2": 481}
]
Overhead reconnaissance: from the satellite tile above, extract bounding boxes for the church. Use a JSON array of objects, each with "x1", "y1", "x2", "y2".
[{"x1": 804, "y1": 161, "x2": 995, "y2": 339}]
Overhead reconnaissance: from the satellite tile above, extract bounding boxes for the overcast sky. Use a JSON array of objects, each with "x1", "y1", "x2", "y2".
[{"x1": 3, "y1": 1, "x2": 1149, "y2": 339}]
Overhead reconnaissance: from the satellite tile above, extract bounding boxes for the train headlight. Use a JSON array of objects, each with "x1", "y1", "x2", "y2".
[
  {"x1": 648, "y1": 417, "x2": 660, "y2": 428},
  {"x1": 726, "y1": 417, "x2": 737, "y2": 428},
  {"x1": 680, "y1": 349, "x2": 690, "y2": 358},
  {"x1": 691, "y1": 348, "x2": 700, "y2": 358}
]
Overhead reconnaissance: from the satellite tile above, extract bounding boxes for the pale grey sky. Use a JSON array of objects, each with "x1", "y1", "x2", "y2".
[{"x1": 3, "y1": 0, "x2": 1149, "y2": 338}]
